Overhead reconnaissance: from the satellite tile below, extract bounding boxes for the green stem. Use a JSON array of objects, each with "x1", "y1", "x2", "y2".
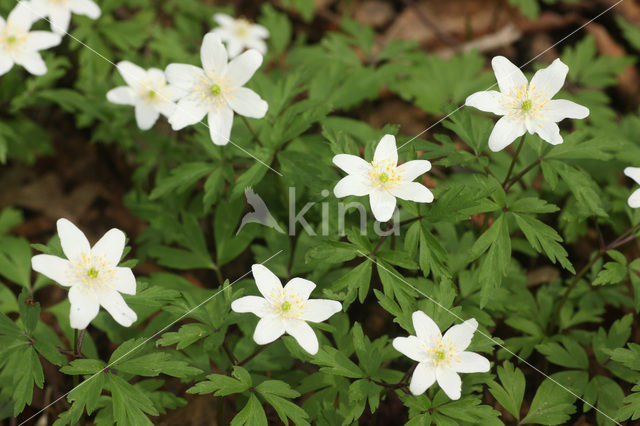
[
  {"x1": 504, "y1": 157, "x2": 542, "y2": 192},
  {"x1": 238, "y1": 342, "x2": 272, "y2": 366},
  {"x1": 548, "y1": 221, "x2": 640, "y2": 332},
  {"x1": 502, "y1": 138, "x2": 525, "y2": 186},
  {"x1": 241, "y1": 116, "x2": 263, "y2": 146}
]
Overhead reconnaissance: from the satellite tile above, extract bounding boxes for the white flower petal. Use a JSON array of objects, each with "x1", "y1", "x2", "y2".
[
  {"x1": 389, "y1": 182, "x2": 433, "y2": 203},
  {"x1": 0, "y1": 16, "x2": 5, "y2": 29},
  {"x1": 213, "y1": 13, "x2": 234, "y2": 27},
  {"x1": 146, "y1": 68, "x2": 164, "y2": 82},
  {"x1": 168, "y1": 97, "x2": 208, "y2": 130},
  {"x1": 332, "y1": 154, "x2": 370, "y2": 176},
  {"x1": 624, "y1": 167, "x2": 640, "y2": 185},
  {"x1": 207, "y1": 106, "x2": 234, "y2": 145},
  {"x1": 488, "y1": 116, "x2": 526, "y2": 152},
  {"x1": 399, "y1": 160, "x2": 431, "y2": 182},
  {"x1": 112, "y1": 267, "x2": 136, "y2": 295},
  {"x1": 436, "y1": 367, "x2": 462, "y2": 400},
  {"x1": 369, "y1": 189, "x2": 396, "y2": 222},
  {"x1": 231, "y1": 295, "x2": 271, "y2": 317},
  {"x1": 409, "y1": 362, "x2": 436, "y2": 395},
  {"x1": 284, "y1": 319, "x2": 319, "y2": 355},
  {"x1": 135, "y1": 103, "x2": 160, "y2": 130},
  {"x1": 225, "y1": 39, "x2": 244, "y2": 58},
  {"x1": 15, "y1": 51, "x2": 47, "y2": 75},
  {"x1": 225, "y1": 49, "x2": 263, "y2": 87},
  {"x1": 300, "y1": 299, "x2": 341, "y2": 322},
  {"x1": 542, "y1": 99, "x2": 589, "y2": 122},
  {"x1": 48, "y1": 6, "x2": 71, "y2": 34},
  {"x1": 373, "y1": 134, "x2": 397, "y2": 165},
  {"x1": 165, "y1": 63, "x2": 205, "y2": 91},
  {"x1": 156, "y1": 100, "x2": 177, "y2": 118},
  {"x1": 246, "y1": 39, "x2": 267, "y2": 56},
  {"x1": 412, "y1": 311, "x2": 441, "y2": 343},
  {"x1": 90, "y1": 228, "x2": 125, "y2": 267},
  {"x1": 628, "y1": 188, "x2": 640, "y2": 208},
  {"x1": 465, "y1": 90, "x2": 510, "y2": 115},
  {"x1": 491, "y1": 56, "x2": 528, "y2": 94},
  {"x1": 392, "y1": 336, "x2": 428, "y2": 362},
  {"x1": 227, "y1": 87, "x2": 268, "y2": 118},
  {"x1": 333, "y1": 175, "x2": 371, "y2": 198},
  {"x1": 0, "y1": 54, "x2": 13, "y2": 76},
  {"x1": 253, "y1": 316, "x2": 285, "y2": 344},
  {"x1": 252, "y1": 264, "x2": 283, "y2": 302},
  {"x1": 106, "y1": 87, "x2": 136, "y2": 105},
  {"x1": 164, "y1": 84, "x2": 187, "y2": 101},
  {"x1": 533, "y1": 120, "x2": 562, "y2": 145},
  {"x1": 31, "y1": 255, "x2": 72, "y2": 286},
  {"x1": 116, "y1": 61, "x2": 146, "y2": 88},
  {"x1": 8, "y1": 2, "x2": 36, "y2": 30},
  {"x1": 529, "y1": 58, "x2": 569, "y2": 100},
  {"x1": 201, "y1": 32, "x2": 227, "y2": 75},
  {"x1": 100, "y1": 290, "x2": 137, "y2": 327},
  {"x1": 68, "y1": 286, "x2": 99, "y2": 329},
  {"x1": 26, "y1": 31, "x2": 61, "y2": 51},
  {"x1": 251, "y1": 24, "x2": 269, "y2": 39},
  {"x1": 283, "y1": 277, "x2": 316, "y2": 301},
  {"x1": 452, "y1": 351, "x2": 490, "y2": 373},
  {"x1": 69, "y1": 0, "x2": 101, "y2": 19},
  {"x1": 442, "y1": 318, "x2": 478, "y2": 351},
  {"x1": 57, "y1": 218, "x2": 90, "y2": 262}
]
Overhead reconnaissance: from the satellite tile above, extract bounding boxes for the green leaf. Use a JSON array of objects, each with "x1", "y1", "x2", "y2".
[
  {"x1": 157, "y1": 323, "x2": 211, "y2": 350},
  {"x1": 60, "y1": 359, "x2": 107, "y2": 375},
  {"x1": 0, "y1": 236, "x2": 32, "y2": 288},
  {"x1": 521, "y1": 370, "x2": 588, "y2": 425},
  {"x1": 231, "y1": 394, "x2": 267, "y2": 426},
  {"x1": 109, "y1": 373, "x2": 158, "y2": 426},
  {"x1": 149, "y1": 162, "x2": 213, "y2": 200},
  {"x1": 18, "y1": 288, "x2": 40, "y2": 333},
  {"x1": 487, "y1": 361, "x2": 525, "y2": 420},
  {"x1": 536, "y1": 337, "x2": 589, "y2": 370},
  {"x1": 256, "y1": 380, "x2": 309, "y2": 425},
  {"x1": 312, "y1": 346, "x2": 364, "y2": 378},
  {"x1": 511, "y1": 212, "x2": 574, "y2": 273},
  {"x1": 331, "y1": 260, "x2": 372, "y2": 304},
  {"x1": 117, "y1": 352, "x2": 202, "y2": 378},
  {"x1": 187, "y1": 373, "x2": 250, "y2": 396}
]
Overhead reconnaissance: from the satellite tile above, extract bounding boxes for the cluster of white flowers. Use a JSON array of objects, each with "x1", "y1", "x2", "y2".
[
  {"x1": 106, "y1": 16, "x2": 269, "y2": 145},
  {"x1": 0, "y1": 0, "x2": 100, "y2": 77}
]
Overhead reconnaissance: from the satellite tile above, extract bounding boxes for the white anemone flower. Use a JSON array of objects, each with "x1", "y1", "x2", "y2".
[
  {"x1": 392, "y1": 311, "x2": 490, "y2": 400},
  {"x1": 106, "y1": 61, "x2": 183, "y2": 130},
  {"x1": 624, "y1": 167, "x2": 640, "y2": 208},
  {"x1": 31, "y1": 218, "x2": 137, "y2": 329},
  {"x1": 0, "y1": 2, "x2": 61, "y2": 76},
  {"x1": 465, "y1": 56, "x2": 589, "y2": 152},
  {"x1": 333, "y1": 134, "x2": 434, "y2": 222},
  {"x1": 231, "y1": 264, "x2": 342, "y2": 355},
  {"x1": 29, "y1": 0, "x2": 100, "y2": 35},
  {"x1": 166, "y1": 32, "x2": 268, "y2": 146},
  {"x1": 212, "y1": 13, "x2": 268, "y2": 58}
]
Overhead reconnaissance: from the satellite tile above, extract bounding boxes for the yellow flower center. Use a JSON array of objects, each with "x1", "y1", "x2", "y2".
[
  {"x1": 147, "y1": 90, "x2": 156, "y2": 99},
  {"x1": 368, "y1": 160, "x2": 403, "y2": 190},
  {"x1": 378, "y1": 173, "x2": 389, "y2": 184},
  {"x1": 521, "y1": 99, "x2": 532, "y2": 111},
  {"x1": 7, "y1": 35, "x2": 16, "y2": 44},
  {"x1": 87, "y1": 267, "x2": 99, "y2": 279},
  {"x1": 435, "y1": 350, "x2": 446, "y2": 361},
  {"x1": 210, "y1": 84, "x2": 221, "y2": 96},
  {"x1": 281, "y1": 301, "x2": 292, "y2": 312}
]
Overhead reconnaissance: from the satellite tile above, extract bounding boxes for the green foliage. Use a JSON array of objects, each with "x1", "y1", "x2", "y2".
[{"x1": 1, "y1": 0, "x2": 639, "y2": 424}]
